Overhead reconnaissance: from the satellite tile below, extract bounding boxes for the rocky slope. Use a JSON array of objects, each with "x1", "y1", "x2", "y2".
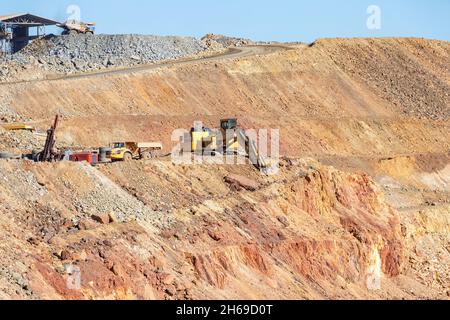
[
  {"x1": 1, "y1": 157, "x2": 444, "y2": 300},
  {"x1": 0, "y1": 37, "x2": 449, "y2": 299},
  {"x1": 0, "y1": 39, "x2": 448, "y2": 150}
]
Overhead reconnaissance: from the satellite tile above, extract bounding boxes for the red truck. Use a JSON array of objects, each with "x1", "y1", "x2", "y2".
[{"x1": 69, "y1": 152, "x2": 99, "y2": 166}]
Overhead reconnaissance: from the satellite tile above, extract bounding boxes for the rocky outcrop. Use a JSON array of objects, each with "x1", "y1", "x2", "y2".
[{"x1": 0, "y1": 158, "x2": 415, "y2": 299}]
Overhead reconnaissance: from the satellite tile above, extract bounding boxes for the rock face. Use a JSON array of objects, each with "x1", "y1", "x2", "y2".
[
  {"x1": 0, "y1": 158, "x2": 413, "y2": 299},
  {"x1": 224, "y1": 174, "x2": 259, "y2": 191},
  {"x1": 201, "y1": 34, "x2": 254, "y2": 47},
  {"x1": 316, "y1": 38, "x2": 450, "y2": 121},
  {"x1": 0, "y1": 37, "x2": 449, "y2": 300}
]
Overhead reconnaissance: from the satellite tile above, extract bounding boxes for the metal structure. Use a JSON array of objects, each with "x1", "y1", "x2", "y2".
[
  {"x1": 36, "y1": 115, "x2": 60, "y2": 162},
  {"x1": 0, "y1": 13, "x2": 59, "y2": 54}
]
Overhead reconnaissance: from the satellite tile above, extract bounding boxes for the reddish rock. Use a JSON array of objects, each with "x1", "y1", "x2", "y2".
[
  {"x1": 58, "y1": 250, "x2": 72, "y2": 261},
  {"x1": 91, "y1": 213, "x2": 111, "y2": 224},
  {"x1": 277, "y1": 216, "x2": 290, "y2": 227},
  {"x1": 103, "y1": 240, "x2": 113, "y2": 247},
  {"x1": 160, "y1": 229, "x2": 176, "y2": 239},
  {"x1": 160, "y1": 273, "x2": 175, "y2": 285},
  {"x1": 224, "y1": 174, "x2": 259, "y2": 191},
  {"x1": 62, "y1": 219, "x2": 74, "y2": 229},
  {"x1": 111, "y1": 263, "x2": 124, "y2": 277},
  {"x1": 78, "y1": 219, "x2": 98, "y2": 230},
  {"x1": 208, "y1": 229, "x2": 222, "y2": 241}
]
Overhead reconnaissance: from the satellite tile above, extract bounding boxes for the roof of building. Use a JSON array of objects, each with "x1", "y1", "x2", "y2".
[{"x1": 0, "y1": 13, "x2": 59, "y2": 26}]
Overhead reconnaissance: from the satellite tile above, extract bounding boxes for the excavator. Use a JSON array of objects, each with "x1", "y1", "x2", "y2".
[{"x1": 186, "y1": 118, "x2": 268, "y2": 172}]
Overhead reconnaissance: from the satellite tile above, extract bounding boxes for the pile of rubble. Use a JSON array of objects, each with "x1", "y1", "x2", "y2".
[
  {"x1": 75, "y1": 164, "x2": 173, "y2": 228},
  {"x1": 0, "y1": 33, "x2": 228, "y2": 81},
  {"x1": 201, "y1": 34, "x2": 254, "y2": 47},
  {"x1": 319, "y1": 38, "x2": 450, "y2": 121},
  {"x1": 0, "y1": 129, "x2": 43, "y2": 152}
]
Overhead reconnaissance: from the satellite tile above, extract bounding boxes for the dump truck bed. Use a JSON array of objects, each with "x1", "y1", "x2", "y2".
[{"x1": 136, "y1": 142, "x2": 163, "y2": 149}]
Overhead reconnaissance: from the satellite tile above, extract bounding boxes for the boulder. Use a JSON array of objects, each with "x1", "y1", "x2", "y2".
[
  {"x1": 224, "y1": 174, "x2": 259, "y2": 191},
  {"x1": 91, "y1": 213, "x2": 111, "y2": 224}
]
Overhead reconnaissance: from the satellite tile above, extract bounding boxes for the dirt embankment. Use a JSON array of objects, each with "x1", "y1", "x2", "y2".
[{"x1": 0, "y1": 38, "x2": 448, "y2": 158}]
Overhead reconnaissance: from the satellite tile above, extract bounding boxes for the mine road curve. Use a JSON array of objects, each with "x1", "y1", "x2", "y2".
[
  {"x1": 3, "y1": 45, "x2": 292, "y2": 85},
  {"x1": 57, "y1": 45, "x2": 292, "y2": 80}
]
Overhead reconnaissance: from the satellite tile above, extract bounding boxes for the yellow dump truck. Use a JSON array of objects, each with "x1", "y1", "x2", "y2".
[{"x1": 110, "y1": 142, "x2": 163, "y2": 161}]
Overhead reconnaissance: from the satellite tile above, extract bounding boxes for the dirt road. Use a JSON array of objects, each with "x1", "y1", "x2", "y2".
[
  {"x1": 57, "y1": 45, "x2": 290, "y2": 80},
  {"x1": 3, "y1": 45, "x2": 290, "y2": 85}
]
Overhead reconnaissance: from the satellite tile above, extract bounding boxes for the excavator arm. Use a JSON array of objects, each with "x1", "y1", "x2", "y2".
[{"x1": 236, "y1": 129, "x2": 268, "y2": 171}]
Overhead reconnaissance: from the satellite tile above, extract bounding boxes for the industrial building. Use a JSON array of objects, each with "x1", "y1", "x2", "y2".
[{"x1": 0, "y1": 13, "x2": 59, "y2": 54}]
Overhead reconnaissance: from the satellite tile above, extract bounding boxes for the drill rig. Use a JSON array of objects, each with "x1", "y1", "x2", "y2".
[{"x1": 35, "y1": 115, "x2": 60, "y2": 162}]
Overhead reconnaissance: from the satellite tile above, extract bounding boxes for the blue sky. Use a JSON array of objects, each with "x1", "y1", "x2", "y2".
[{"x1": 1, "y1": 0, "x2": 449, "y2": 42}]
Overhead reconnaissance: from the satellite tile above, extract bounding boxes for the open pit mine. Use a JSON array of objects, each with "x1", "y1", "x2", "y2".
[{"x1": 0, "y1": 27, "x2": 449, "y2": 300}]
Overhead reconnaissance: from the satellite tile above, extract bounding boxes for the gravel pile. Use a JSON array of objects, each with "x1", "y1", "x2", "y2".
[
  {"x1": 75, "y1": 163, "x2": 173, "y2": 228},
  {"x1": 0, "y1": 34, "x2": 222, "y2": 80}
]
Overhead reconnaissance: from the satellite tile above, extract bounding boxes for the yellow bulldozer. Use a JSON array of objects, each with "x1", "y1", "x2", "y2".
[
  {"x1": 185, "y1": 118, "x2": 268, "y2": 170},
  {"x1": 110, "y1": 142, "x2": 163, "y2": 161}
]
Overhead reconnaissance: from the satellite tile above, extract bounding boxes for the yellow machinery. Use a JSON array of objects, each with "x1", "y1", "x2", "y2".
[
  {"x1": 1, "y1": 123, "x2": 35, "y2": 132},
  {"x1": 190, "y1": 126, "x2": 217, "y2": 155},
  {"x1": 186, "y1": 118, "x2": 267, "y2": 170},
  {"x1": 110, "y1": 142, "x2": 163, "y2": 161}
]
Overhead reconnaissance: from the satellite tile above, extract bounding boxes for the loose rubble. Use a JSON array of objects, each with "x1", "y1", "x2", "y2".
[{"x1": 0, "y1": 129, "x2": 44, "y2": 152}]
